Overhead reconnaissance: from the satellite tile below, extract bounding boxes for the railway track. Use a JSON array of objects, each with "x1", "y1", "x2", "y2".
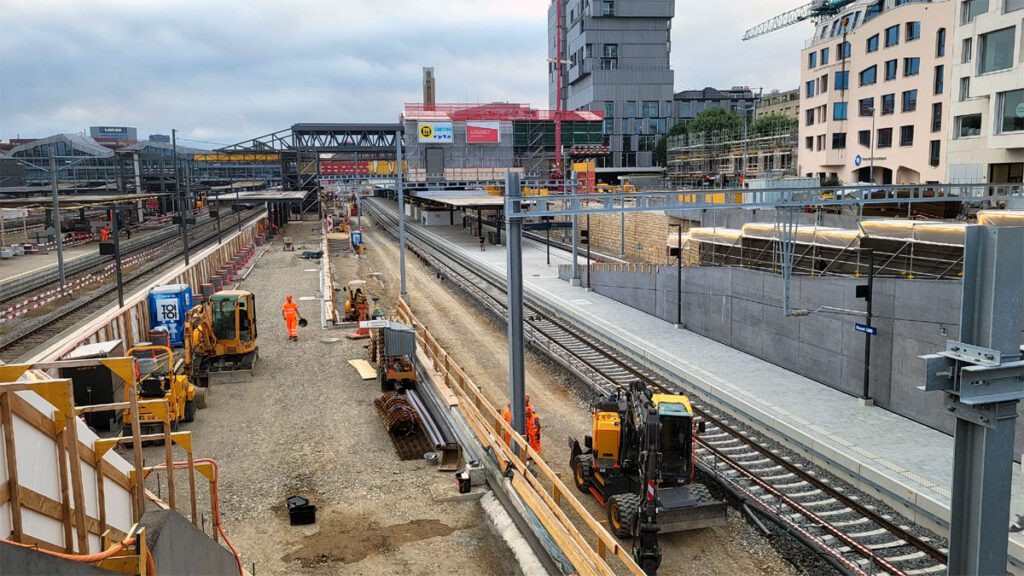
[
  {"x1": 364, "y1": 198, "x2": 948, "y2": 576},
  {"x1": 0, "y1": 208, "x2": 264, "y2": 361}
]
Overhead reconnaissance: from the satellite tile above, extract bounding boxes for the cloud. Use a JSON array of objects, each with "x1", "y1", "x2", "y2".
[{"x1": 0, "y1": 0, "x2": 806, "y2": 145}]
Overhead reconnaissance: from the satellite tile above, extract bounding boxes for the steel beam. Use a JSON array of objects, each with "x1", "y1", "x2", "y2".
[
  {"x1": 505, "y1": 172, "x2": 526, "y2": 440},
  {"x1": 397, "y1": 134, "x2": 407, "y2": 296}
]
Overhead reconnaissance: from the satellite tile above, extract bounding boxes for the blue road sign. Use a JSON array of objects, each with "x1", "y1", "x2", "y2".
[
  {"x1": 854, "y1": 154, "x2": 863, "y2": 167},
  {"x1": 855, "y1": 323, "x2": 878, "y2": 335}
]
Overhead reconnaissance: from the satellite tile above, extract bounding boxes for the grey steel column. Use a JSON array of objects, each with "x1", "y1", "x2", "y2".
[
  {"x1": 172, "y1": 129, "x2": 190, "y2": 265},
  {"x1": 920, "y1": 225, "x2": 1024, "y2": 576},
  {"x1": 505, "y1": 172, "x2": 526, "y2": 439},
  {"x1": 571, "y1": 208, "x2": 579, "y2": 282},
  {"x1": 48, "y1": 146, "x2": 66, "y2": 287},
  {"x1": 396, "y1": 133, "x2": 407, "y2": 296}
]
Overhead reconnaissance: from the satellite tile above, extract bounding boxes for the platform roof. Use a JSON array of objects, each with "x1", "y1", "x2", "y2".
[
  {"x1": 0, "y1": 192, "x2": 164, "y2": 209},
  {"x1": 207, "y1": 189, "x2": 308, "y2": 202}
]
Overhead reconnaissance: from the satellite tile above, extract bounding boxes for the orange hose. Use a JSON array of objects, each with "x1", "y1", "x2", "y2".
[
  {"x1": 148, "y1": 457, "x2": 243, "y2": 576},
  {"x1": 1, "y1": 536, "x2": 132, "y2": 563}
]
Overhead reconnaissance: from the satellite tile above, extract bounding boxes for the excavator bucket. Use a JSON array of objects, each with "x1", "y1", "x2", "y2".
[{"x1": 655, "y1": 484, "x2": 728, "y2": 533}]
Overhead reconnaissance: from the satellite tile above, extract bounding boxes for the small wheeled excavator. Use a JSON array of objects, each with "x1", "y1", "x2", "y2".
[
  {"x1": 342, "y1": 280, "x2": 369, "y2": 322},
  {"x1": 184, "y1": 290, "x2": 258, "y2": 386},
  {"x1": 570, "y1": 379, "x2": 727, "y2": 575},
  {"x1": 124, "y1": 345, "x2": 205, "y2": 436}
]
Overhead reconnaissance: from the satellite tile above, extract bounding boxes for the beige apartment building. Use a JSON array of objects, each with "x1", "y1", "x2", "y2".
[
  {"x1": 947, "y1": 0, "x2": 1024, "y2": 183},
  {"x1": 758, "y1": 88, "x2": 801, "y2": 120},
  {"x1": 799, "y1": 0, "x2": 954, "y2": 184}
]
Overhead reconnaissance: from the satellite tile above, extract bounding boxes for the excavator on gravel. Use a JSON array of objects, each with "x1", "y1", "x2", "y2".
[
  {"x1": 184, "y1": 290, "x2": 259, "y2": 386},
  {"x1": 570, "y1": 379, "x2": 727, "y2": 575}
]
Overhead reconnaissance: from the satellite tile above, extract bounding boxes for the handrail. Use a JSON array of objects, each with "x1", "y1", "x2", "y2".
[{"x1": 396, "y1": 297, "x2": 644, "y2": 576}]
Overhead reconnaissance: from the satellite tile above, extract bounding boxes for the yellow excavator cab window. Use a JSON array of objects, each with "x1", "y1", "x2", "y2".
[{"x1": 211, "y1": 295, "x2": 238, "y2": 341}]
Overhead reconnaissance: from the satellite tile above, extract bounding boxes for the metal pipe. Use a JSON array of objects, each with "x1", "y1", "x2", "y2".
[
  {"x1": 505, "y1": 172, "x2": 526, "y2": 441},
  {"x1": 406, "y1": 389, "x2": 444, "y2": 447},
  {"x1": 397, "y1": 133, "x2": 407, "y2": 296}
]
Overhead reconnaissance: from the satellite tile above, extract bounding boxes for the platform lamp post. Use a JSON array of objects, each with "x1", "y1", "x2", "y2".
[{"x1": 670, "y1": 223, "x2": 682, "y2": 328}]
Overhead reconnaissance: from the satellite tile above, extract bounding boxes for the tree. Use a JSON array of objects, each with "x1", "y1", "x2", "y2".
[
  {"x1": 753, "y1": 112, "x2": 798, "y2": 136},
  {"x1": 654, "y1": 120, "x2": 690, "y2": 166},
  {"x1": 688, "y1": 108, "x2": 742, "y2": 137}
]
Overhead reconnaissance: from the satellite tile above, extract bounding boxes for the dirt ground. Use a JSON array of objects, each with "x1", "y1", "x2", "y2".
[
  {"x1": 141, "y1": 220, "x2": 516, "y2": 575},
  {"x1": 354, "y1": 213, "x2": 804, "y2": 576}
]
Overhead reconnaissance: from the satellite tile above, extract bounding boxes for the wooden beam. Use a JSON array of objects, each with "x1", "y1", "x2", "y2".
[
  {"x1": 1, "y1": 393, "x2": 23, "y2": 540},
  {"x1": 54, "y1": 426, "x2": 75, "y2": 552}
]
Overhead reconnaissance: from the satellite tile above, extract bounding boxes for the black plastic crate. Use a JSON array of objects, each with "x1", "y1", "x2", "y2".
[{"x1": 286, "y1": 495, "x2": 316, "y2": 525}]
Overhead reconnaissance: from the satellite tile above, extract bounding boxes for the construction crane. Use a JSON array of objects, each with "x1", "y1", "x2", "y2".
[{"x1": 742, "y1": 0, "x2": 857, "y2": 41}]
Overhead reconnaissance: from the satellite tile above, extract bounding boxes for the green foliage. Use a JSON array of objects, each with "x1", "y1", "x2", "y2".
[
  {"x1": 753, "y1": 113, "x2": 798, "y2": 135},
  {"x1": 688, "y1": 108, "x2": 742, "y2": 137}
]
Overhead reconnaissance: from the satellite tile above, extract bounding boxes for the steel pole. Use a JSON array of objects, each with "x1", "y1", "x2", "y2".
[
  {"x1": 397, "y1": 133, "x2": 407, "y2": 296},
  {"x1": 505, "y1": 172, "x2": 526, "y2": 440},
  {"x1": 171, "y1": 130, "x2": 190, "y2": 265},
  {"x1": 861, "y1": 248, "x2": 874, "y2": 401},
  {"x1": 48, "y1": 146, "x2": 66, "y2": 287},
  {"x1": 586, "y1": 213, "x2": 591, "y2": 288},
  {"x1": 676, "y1": 224, "x2": 682, "y2": 326},
  {"x1": 111, "y1": 204, "x2": 124, "y2": 308}
]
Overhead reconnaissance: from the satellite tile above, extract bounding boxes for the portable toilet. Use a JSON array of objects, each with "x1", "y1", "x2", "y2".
[{"x1": 148, "y1": 284, "x2": 193, "y2": 347}]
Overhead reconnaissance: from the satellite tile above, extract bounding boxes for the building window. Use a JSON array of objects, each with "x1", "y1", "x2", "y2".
[
  {"x1": 934, "y1": 65, "x2": 945, "y2": 94},
  {"x1": 838, "y1": 41, "x2": 851, "y2": 60},
  {"x1": 860, "y1": 97, "x2": 875, "y2": 116},
  {"x1": 809, "y1": 51, "x2": 818, "y2": 69},
  {"x1": 806, "y1": 108, "x2": 815, "y2": 126},
  {"x1": 905, "y1": 21, "x2": 921, "y2": 42},
  {"x1": 834, "y1": 102, "x2": 848, "y2": 120},
  {"x1": 904, "y1": 57, "x2": 920, "y2": 76},
  {"x1": 817, "y1": 134, "x2": 825, "y2": 150},
  {"x1": 601, "y1": 0, "x2": 615, "y2": 16},
  {"x1": 902, "y1": 89, "x2": 918, "y2": 112},
  {"x1": 603, "y1": 119, "x2": 614, "y2": 134},
  {"x1": 604, "y1": 101, "x2": 615, "y2": 117},
  {"x1": 832, "y1": 132, "x2": 847, "y2": 149},
  {"x1": 962, "y1": 38, "x2": 973, "y2": 64},
  {"x1": 998, "y1": 89, "x2": 1024, "y2": 133},
  {"x1": 821, "y1": 74, "x2": 829, "y2": 92},
  {"x1": 860, "y1": 65, "x2": 877, "y2": 85},
  {"x1": 882, "y1": 93, "x2": 896, "y2": 115},
  {"x1": 962, "y1": 0, "x2": 988, "y2": 24},
  {"x1": 585, "y1": 43, "x2": 593, "y2": 58},
  {"x1": 960, "y1": 76, "x2": 971, "y2": 101},
  {"x1": 859, "y1": 130, "x2": 872, "y2": 147},
  {"x1": 878, "y1": 127, "x2": 893, "y2": 148},
  {"x1": 641, "y1": 102, "x2": 657, "y2": 118},
  {"x1": 599, "y1": 58, "x2": 618, "y2": 70},
  {"x1": 624, "y1": 101, "x2": 636, "y2": 117},
  {"x1": 806, "y1": 136, "x2": 814, "y2": 150},
  {"x1": 885, "y1": 25, "x2": 899, "y2": 47},
  {"x1": 603, "y1": 44, "x2": 618, "y2": 58},
  {"x1": 821, "y1": 47, "x2": 830, "y2": 65},
  {"x1": 900, "y1": 125, "x2": 915, "y2": 146},
  {"x1": 955, "y1": 113, "x2": 983, "y2": 138},
  {"x1": 936, "y1": 28, "x2": 946, "y2": 57},
  {"x1": 885, "y1": 59, "x2": 898, "y2": 81},
  {"x1": 932, "y1": 102, "x2": 943, "y2": 132},
  {"x1": 867, "y1": 34, "x2": 880, "y2": 52},
  {"x1": 807, "y1": 80, "x2": 817, "y2": 98},
  {"x1": 1009, "y1": 0, "x2": 1024, "y2": 13},
  {"x1": 929, "y1": 140, "x2": 941, "y2": 167},
  {"x1": 835, "y1": 70, "x2": 850, "y2": 90},
  {"x1": 979, "y1": 27, "x2": 1015, "y2": 74}
]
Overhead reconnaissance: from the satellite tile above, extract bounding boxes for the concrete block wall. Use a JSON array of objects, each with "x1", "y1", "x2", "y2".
[
  {"x1": 578, "y1": 211, "x2": 694, "y2": 264},
  {"x1": 564, "y1": 263, "x2": 1024, "y2": 454}
]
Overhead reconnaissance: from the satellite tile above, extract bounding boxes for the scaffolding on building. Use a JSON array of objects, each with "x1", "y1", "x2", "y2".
[{"x1": 666, "y1": 125, "x2": 798, "y2": 188}]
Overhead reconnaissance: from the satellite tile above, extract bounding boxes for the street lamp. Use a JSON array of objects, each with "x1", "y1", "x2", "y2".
[{"x1": 670, "y1": 223, "x2": 682, "y2": 328}]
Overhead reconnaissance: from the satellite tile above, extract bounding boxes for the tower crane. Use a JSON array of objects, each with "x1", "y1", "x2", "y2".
[{"x1": 742, "y1": 0, "x2": 857, "y2": 41}]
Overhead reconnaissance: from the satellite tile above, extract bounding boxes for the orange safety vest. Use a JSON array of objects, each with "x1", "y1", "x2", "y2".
[
  {"x1": 502, "y1": 407, "x2": 512, "y2": 445},
  {"x1": 282, "y1": 301, "x2": 299, "y2": 318},
  {"x1": 526, "y1": 411, "x2": 541, "y2": 453}
]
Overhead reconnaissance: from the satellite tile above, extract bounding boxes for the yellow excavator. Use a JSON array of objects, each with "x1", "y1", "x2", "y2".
[
  {"x1": 570, "y1": 380, "x2": 727, "y2": 575},
  {"x1": 124, "y1": 345, "x2": 205, "y2": 435},
  {"x1": 184, "y1": 290, "x2": 259, "y2": 386}
]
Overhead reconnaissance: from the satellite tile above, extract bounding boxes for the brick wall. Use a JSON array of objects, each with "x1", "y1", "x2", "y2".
[{"x1": 579, "y1": 212, "x2": 695, "y2": 264}]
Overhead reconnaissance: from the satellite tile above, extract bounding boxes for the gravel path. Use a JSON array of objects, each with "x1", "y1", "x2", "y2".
[
  {"x1": 141, "y1": 220, "x2": 516, "y2": 575},
  {"x1": 358, "y1": 216, "x2": 802, "y2": 576}
]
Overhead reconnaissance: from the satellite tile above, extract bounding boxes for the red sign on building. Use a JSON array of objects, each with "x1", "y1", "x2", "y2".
[{"x1": 466, "y1": 121, "x2": 500, "y2": 144}]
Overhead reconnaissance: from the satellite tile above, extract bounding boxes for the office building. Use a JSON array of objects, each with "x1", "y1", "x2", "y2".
[
  {"x1": 549, "y1": 0, "x2": 675, "y2": 172},
  {"x1": 799, "y1": 0, "x2": 953, "y2": 184},
  {"x1": 757, "y1": 88, "x2": 801, "y2": 120},
  {"x1": 674, "y1": 87, "x2": 758, "y2": 121},
  {"x1": 947, "y1": 0, "x2": 1024, "y2": 183}
]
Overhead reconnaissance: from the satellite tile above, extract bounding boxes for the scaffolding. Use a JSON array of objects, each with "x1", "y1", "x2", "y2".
[{"x1": 666, "y1": 125, "x2": 798, "y2": 187}]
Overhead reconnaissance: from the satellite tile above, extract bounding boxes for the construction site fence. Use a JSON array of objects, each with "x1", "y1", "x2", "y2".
[{"x1": 396, "y1": 297, "x2": 644, "y2": 576}]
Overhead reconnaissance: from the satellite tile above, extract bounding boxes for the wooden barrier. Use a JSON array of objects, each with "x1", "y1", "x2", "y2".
[{"x1": 396, "y1": 298, "x2": 644, "y2": 576}]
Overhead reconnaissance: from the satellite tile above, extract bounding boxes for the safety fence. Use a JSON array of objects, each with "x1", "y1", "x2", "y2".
[
  {"x1": 24, "y1": 213, "x2": 267, "y2": 365},
  {"x1": 396, "y1": 297, "x2": 644, "y2": 576}
]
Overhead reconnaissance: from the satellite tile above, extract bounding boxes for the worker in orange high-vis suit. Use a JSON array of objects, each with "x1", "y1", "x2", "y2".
[
  {"x1": 281, "y1": 295, "x2": 302, "y2": 341},
  {"x1": 526, "y1": 398, "x2": 542, "y2": 454},
  {"x1": 100, "y1": 226, "x2": 110, "y2": 242},
  {"x1": 502, "y1": 403, "x2": 512, "y2": 445}
]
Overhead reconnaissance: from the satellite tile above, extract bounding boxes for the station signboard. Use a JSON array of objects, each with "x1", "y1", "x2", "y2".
[
  {"x1": 417, "y1": 121, "x2": 453, "y2": 144},
  {"x1": 466, "y1": 121, "x2": 500, "y2": 144}
]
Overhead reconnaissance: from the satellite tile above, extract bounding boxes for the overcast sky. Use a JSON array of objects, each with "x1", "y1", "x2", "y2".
[{"x1": 0, "y1": 0, "x2": 808, "y2": 147}]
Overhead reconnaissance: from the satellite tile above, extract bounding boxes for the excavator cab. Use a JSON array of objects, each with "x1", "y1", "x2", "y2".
[
  {"x1": 184, "y1": 290, "x2": 259, "y2": 386},
  {"x1": 208, "y1": 291, "x2": 257, "y2": 350},
  {"x1": 125, "y1": 345, "x2": 204, "y2": 435}
]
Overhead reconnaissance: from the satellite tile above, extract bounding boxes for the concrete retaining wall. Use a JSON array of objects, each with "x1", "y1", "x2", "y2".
[
  {"x1": 143, "y1": 510, "x2": 239, "y2": 575},
  {"x1": 560, "y1": 263, "x2": 1024, "y2": 453},
  {"x1": 0, "y1": 541, "x2": 116, "y2": 575}
]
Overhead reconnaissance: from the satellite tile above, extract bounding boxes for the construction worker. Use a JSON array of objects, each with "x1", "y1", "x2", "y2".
[
  {"x1": 99, "y1": 226, "x2": 110, "y2": 242},
  {"x1": 281, "y1": 295, "x2": 302, "y2": 341},
  {"x1": 526, "y1": 397, "x2": 542, "y2": 454},
  {"x1": 502, "y1": 403, "x2": 512, "y2": 445}
]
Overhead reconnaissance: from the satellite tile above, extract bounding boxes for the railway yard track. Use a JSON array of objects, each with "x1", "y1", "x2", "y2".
[
  {"x1": 0, "y1": 208, "x2": 264, "y2": 361},
  {"x1": 364, "y1": 198, "x2": 948, "y2": 576}
]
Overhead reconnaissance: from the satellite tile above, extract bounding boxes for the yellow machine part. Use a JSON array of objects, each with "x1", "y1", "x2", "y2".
[
  {"x1": 591, "y1": 411, "x2": 622, "y2": 461},
  {"x1": 651, "y1": 393, "x2": 694, "y2": 415}
]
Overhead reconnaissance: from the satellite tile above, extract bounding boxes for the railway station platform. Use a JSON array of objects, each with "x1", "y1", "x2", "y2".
[{"x1": 373, "y1": 199, "x2": 1024, "y2": 570}]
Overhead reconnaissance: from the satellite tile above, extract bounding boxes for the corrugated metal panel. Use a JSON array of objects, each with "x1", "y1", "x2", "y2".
[{"x1": 382, "y1": 325, "x2": 416, "y2": 357}]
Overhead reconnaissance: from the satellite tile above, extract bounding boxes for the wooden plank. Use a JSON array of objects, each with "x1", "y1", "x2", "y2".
[
  {"x1": 54, "y1": 427, "x2": 75, "y2": 552},
  {"x1": 96, "y1": 459, "x2": 107, "y2": 538},
  {"x1": 347, "y1": 359, "x2": 377, "y2": 380},
  {"x1": 1, "y1": 394, "x2": 23, "y2": 540},
  {"x1": 511, "y1": 473, "x2": 601, "y2": 576},
  {"x1": 62, "y1": 388, "x2": 91, "y2": 553}
]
